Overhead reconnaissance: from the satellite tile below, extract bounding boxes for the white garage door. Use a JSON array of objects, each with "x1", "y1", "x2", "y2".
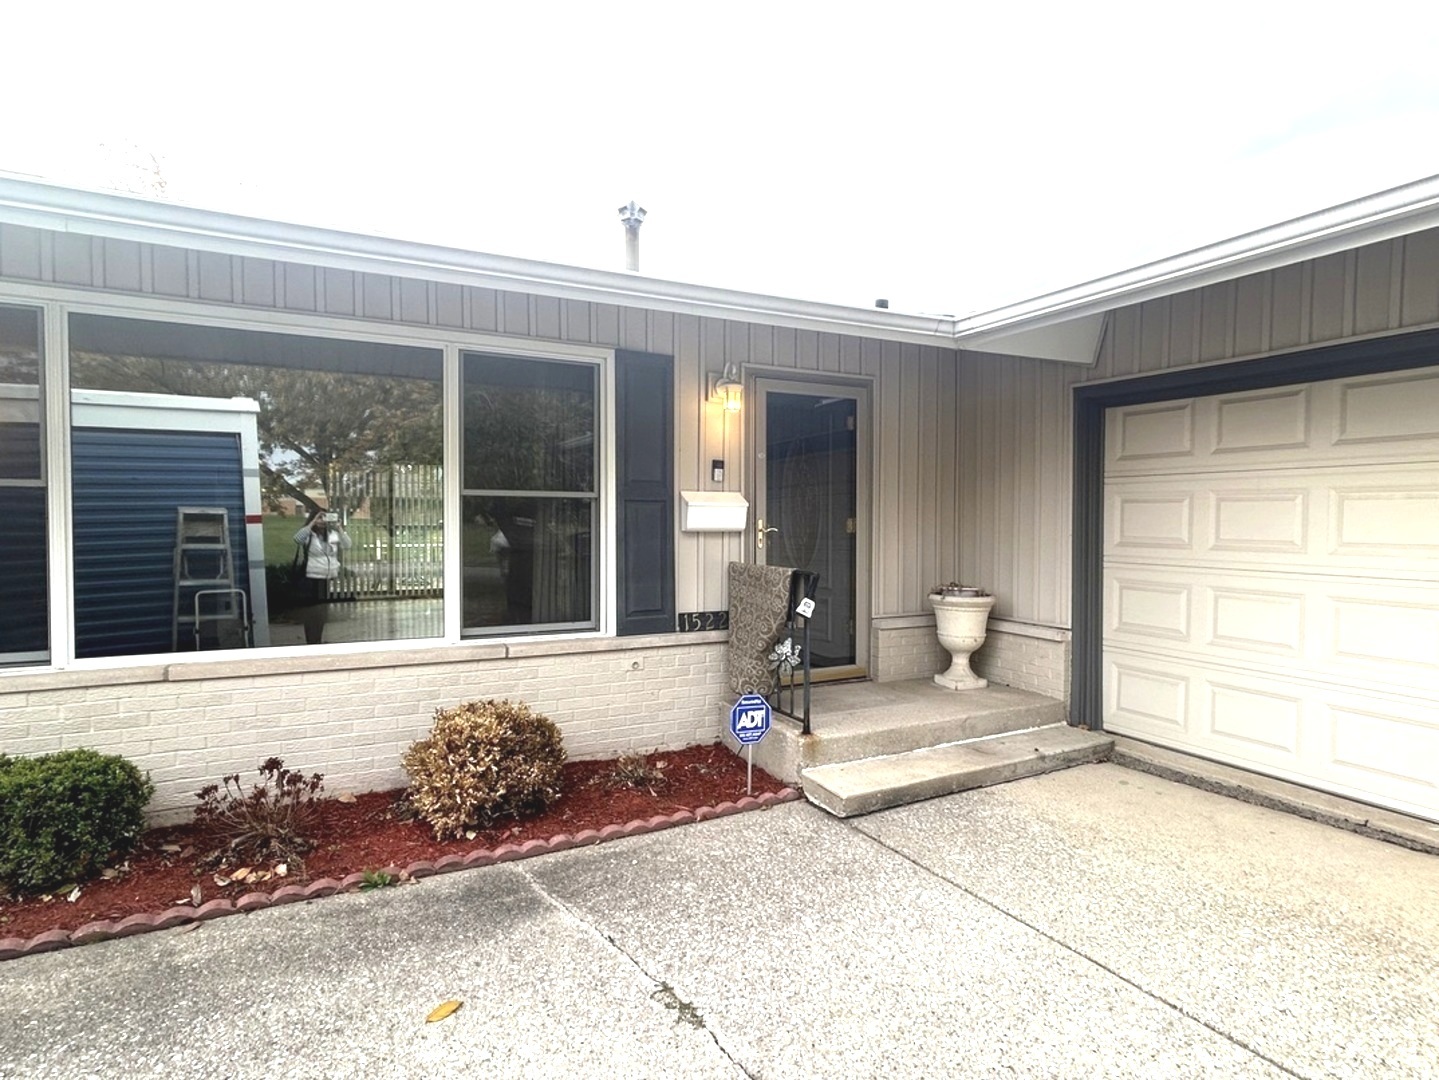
[{"x1": 1103, "y1": 364, "x2": 1439, "y2": 822}]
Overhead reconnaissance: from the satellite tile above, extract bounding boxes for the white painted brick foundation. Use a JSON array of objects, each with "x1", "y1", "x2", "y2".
[
  {"x1": 0, "y1": 632, "x2": 729, "y2": 822},
  {"x1": 872, "y1": 615, "x2": 1071, "y2": 704}
]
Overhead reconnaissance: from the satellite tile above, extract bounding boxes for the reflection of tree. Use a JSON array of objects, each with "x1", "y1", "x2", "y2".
[
  {"x1": 70, "y1": 353, "x2": 441, "y2": 511},
  {"x1": 462, "y1": 384, "x2": 593, "y2": 494},
  {"x1": 0, "y1": 354, "x2": 39, "y2": 385}
]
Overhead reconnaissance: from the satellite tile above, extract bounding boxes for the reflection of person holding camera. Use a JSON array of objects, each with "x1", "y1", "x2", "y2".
[{"x1": 294, "y1": 509, "x2": 351, "y2": 644}]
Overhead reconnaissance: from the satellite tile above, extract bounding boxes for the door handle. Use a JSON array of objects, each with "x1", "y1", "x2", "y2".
[{"x1": 757, "y1": 518, "x2": 779, "y2": 549}]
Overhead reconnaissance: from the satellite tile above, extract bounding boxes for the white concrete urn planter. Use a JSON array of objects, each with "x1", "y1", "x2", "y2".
[{"x1": 928, "y1": 587, "x2": 995, "y2": 690}]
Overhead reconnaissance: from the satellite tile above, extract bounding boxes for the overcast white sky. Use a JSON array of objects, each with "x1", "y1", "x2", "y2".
[{"x1": 7, "y1": 2, "x2": 1439, "y2": 314}]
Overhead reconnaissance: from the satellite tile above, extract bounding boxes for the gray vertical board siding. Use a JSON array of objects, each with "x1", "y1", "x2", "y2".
[
  {"x1": 1402, "y1": 231, "x2": 1439, "y2": 324},
  {"x1": 750, "y1": 322, "x2": 775, "y2": 368},
  {"x1": 240, "y1": 257, "x2": 277, "y2": 308},
  {"x1": 53, "y1": 233, "x2": 95, "y2": 287},
  {"x1": 0, "y1": 224, "x2": 44, "y2": 279},
  {"x1": 955, "y1": 227, "x2": 1439, "y2": 629},
  {"x1": 102, "y1": 239, "x2": 144, "y2": 293},
  {"x1": 322, "y1": 268, "x2": 356, "y2": 315},
  {"x1": 197, "y1": 252, "x2": 233, "y2": 303},
  {"x1": 917, "y1": 347, "x2": 939, "y2": 599},
  {"x1": 1354, "y1": 241, "x2": 1396, "y2": 335},
  {"x1": 698, "y1": 317, "x2": 730, "y2": 611},
  {"x1": 936, "y1": 344, "x2": 958, "y2": 588},
  {"x1": 360, "y1": 273, "x2": 393, "y2": 321},
  {"x1": 898, "y1": 344, "x2": 921, "y2": 607},
  {"x1": 591, "y1": 303, "x2": 620, "y2": 346},
  {"x1": 281, "y1": 263, "x2": 318, "y2": 311},
  {"x1": 468, "y1": 287, "x2": 498, "y2": 331},
  {"x1": 620, "y1": 306, "x2": 647, "y2": 350},
  {"x1": 673, "y1": 313, "x2": 704, "y2": 614},
  {"x1": 499, "y1": 290, "x2": 530, "y2": 336}
]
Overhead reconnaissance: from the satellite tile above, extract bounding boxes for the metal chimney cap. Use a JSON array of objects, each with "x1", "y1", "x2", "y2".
[{"x1": 618, "y1": 201, "x2": 647, "y2": 227}]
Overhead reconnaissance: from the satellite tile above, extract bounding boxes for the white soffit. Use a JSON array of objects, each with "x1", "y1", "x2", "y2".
[{"x1": 959, "y1": 313, "x2": 1107, "y2": 366}]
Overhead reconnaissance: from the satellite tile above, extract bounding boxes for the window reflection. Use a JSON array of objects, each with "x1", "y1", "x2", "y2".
[
  {"x1": 68, "y1": 315, "x2": 443, "y2": 654},
  {"x1": 462, "y1": 353, "x2": 598, "y2": 633},
  {"x1": 0, "y1": 305, "x2": 47, "y2": 664}
]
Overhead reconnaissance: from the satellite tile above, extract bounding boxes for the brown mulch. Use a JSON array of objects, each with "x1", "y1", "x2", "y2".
[{"x1": 0, "y1": 744, "x2": 784, "y2": 943}]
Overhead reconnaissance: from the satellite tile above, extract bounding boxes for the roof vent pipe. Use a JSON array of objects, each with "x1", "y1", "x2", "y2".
[{"x1": 618, "y1": 201, "x2": 646, "y2": 272}]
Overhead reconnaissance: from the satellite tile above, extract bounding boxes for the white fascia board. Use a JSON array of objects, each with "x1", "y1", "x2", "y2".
[
  {"x1": 0, "y1": 175, "x2": 957, "y2": 349},
  {"x1": 953, "y1": 174, "x2": 1439, "y2": 343}
]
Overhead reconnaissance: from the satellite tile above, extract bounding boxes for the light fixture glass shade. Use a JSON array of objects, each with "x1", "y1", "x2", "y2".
[
  {"x1": 708, "y1": 366, "x2": 743, "y2": 412},
  {"x1": 719, "y1": 379, "x2": 742, "y2": 412}
]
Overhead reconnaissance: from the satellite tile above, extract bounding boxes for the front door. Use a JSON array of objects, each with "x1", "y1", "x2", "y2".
[{"x1": 753, "y1": 378, "x2": 869, "y2": 677}]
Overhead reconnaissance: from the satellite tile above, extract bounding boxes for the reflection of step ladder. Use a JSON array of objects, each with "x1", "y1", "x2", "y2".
[{"x1": 172, "y1": 507, "x2": 250, "y2": 650}]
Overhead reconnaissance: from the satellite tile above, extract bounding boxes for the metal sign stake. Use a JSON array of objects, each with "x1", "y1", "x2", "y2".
[{"x1": 729, "y1": 693, "x2": 772, "y2": 798}]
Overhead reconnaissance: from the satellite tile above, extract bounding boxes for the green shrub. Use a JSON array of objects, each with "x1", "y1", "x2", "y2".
[
  {"x1": 0, "y1": 749, "x2": 154, "y2": 895},
  {"x1": 193, "y1": 757, "x2": 325, "y2": 868},
  {"x1": 402, "y1": 699, "x2": 566, "y2": 839}
]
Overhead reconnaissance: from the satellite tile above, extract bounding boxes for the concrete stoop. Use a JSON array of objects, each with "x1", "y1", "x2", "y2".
[
  {"x1": 719, "y1": 678, "x2": 1110, "y2": 817},
  {"x1": 801, "y1": 724, "x2": 1114, "y2": 818},
  {"x1": 720, "y1": 680, "x2": 1069, "y2": 785}
]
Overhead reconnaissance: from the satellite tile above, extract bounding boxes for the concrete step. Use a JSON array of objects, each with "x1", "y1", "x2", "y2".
[
  {"x1": 800, "y1": 724, "x2": 1113, "y2": 818},
  {"x1": 720, "y1": 680, "x2": 1068, "y2": 785}
]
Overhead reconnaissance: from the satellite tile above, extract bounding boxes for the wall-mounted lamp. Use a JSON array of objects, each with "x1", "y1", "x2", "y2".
[{"x1": 707, "y1": 363, "x2": 743, "y2": 413}]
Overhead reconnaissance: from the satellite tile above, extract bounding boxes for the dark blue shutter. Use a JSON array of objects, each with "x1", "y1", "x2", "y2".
[
  {"x1": 615, "y1": 350, "x2": 674, "y2": 635},
  {"x1": 72, "y1": 427, "x2": 249, "y2": 658}
]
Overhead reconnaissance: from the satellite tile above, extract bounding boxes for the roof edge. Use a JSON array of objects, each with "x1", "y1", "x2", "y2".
[
  {"x1": 955, "y1": 174, "x2": 1439, "y2": 340},
  {"x1": 0, "y1": 174, "x2": 958, "y2": 349},
  {"x1": 6, "y1": 172, "x2": 1439, "y2": 356}
]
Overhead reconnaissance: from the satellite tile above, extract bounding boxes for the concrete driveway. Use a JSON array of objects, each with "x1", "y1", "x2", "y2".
[{"x1": 2, "y1": 763, "x2": 1436, "y2": 1079}]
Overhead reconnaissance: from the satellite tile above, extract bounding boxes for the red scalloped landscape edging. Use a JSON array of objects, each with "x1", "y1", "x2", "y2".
[{"x1": 0, "y1": 787, "x2": 802, "y2": 962}]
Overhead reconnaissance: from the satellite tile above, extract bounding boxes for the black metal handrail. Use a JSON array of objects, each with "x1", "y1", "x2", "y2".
[{"x1": 770, "y1": 569, "x2": 819, "y2": 735}]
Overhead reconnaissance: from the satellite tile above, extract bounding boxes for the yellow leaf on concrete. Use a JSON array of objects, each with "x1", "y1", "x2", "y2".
[{"x1": 425, "y1": 1000, "x2": 463, "y2": 1024}]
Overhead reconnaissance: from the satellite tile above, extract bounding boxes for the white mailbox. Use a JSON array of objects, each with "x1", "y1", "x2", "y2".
[{"x1": 680, "y1": 491, "x2": 750, "y2": 533}]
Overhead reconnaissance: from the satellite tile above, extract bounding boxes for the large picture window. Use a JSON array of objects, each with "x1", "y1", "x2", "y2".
[
  {"x1": 0, "y1": 305, "x2": 47, "y2": 665},
  {"x1": 462, "y1": 352, "x2": 598, "y2": 633},
  {"x1": 68, "y1": 314, "x2": 444, "y2": 657}
]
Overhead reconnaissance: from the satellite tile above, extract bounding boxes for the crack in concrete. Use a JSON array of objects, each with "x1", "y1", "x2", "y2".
[
  {"x1": 847, "y1": 821, "x2": 1310, "y2": 1080},
  {"x1": 511, "y1": 866, "x2": 754, "y2": 1079}
]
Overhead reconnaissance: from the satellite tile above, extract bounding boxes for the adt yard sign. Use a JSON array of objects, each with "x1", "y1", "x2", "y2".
[{"x1": 730, "y1": 694, "x2": 771, "y2": 745}]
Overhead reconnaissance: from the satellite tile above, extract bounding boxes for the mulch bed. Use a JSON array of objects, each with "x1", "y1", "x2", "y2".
[{"x1": 0, "y1": 744, "x2": 793, "y2": 959}]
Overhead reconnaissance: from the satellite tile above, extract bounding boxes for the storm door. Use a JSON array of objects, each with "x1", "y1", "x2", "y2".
[{"x1": 753, "y1": 379, "x2": 869, "y2": 678}]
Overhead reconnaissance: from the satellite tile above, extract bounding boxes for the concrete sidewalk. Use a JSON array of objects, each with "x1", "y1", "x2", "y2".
[{"x1": 2, "y1": 764, "x2": 1436, "y2": 1078}]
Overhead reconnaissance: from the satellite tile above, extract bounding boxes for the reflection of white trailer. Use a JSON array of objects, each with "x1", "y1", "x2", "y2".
[
  {"x1": 72, "y1": 394, "x2": 270, "y2": 650},
  {"x1": 71, "y1": 389, "x2": 270, "y2": 650},
  {"x1": 0, "y1": 384, "x2": 269, "y2": 655}
]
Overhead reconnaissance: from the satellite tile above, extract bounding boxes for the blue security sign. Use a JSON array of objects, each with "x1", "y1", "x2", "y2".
[{"x1": 729, "y1": 694, "x2": 772, "y2": 745}]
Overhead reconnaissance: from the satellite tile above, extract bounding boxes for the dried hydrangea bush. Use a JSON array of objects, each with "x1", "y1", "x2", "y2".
[{"x1": 401, "y1": 699, "x2": 566, "y2": 839}]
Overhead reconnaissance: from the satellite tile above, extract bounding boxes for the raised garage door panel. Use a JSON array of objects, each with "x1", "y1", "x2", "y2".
[{"x1": 1103, "y1": 366, "x2": 1439, "y2": 822}]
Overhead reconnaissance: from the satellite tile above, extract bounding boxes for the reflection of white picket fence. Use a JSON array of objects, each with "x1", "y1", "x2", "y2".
[{"x1": 329, "y1": 464, "x2": 444, "y2": 601}]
